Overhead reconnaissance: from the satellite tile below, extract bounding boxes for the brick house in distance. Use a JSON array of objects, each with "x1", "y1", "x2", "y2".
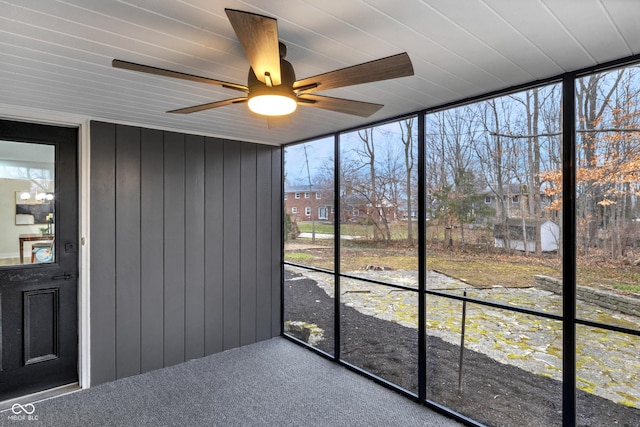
[{"x1": 284, "y1": 185, "x2": 335, "y2": 223}]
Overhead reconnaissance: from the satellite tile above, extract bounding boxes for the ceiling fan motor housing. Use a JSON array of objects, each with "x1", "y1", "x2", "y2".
[
  {"x1": 247, "y1": 56, "x2": 298, "y2": 115},
  {"x1": 247, "y1": 57, "x2": 297, "y2": 98}
]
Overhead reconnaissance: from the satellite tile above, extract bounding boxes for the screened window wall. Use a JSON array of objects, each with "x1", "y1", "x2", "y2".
[{"x1": 283, "y1": 58, "x2": 640, "y2": 427}]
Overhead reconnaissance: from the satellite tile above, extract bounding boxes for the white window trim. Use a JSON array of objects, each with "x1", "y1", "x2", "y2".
[
  {"x1": 304, "y1": 192, "x2": 310, "y2": 199},
  {"x1": 291, "y1": 207, "x2": 298, "y2": 213},
  {"x1": 315, "y1": 192, "x2": 321, "y2": 199},
  {"x1": 294, "y1": 192, "x2": 300, "y2": 199},
  {"x1": 305, "y1": 207, "x2": 311, "y2": 216}
]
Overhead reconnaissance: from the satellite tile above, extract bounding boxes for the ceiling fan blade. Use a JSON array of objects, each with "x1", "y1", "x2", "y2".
[
  {"x1": 293, "y1": 53, "x2": 413, "y2": 93},
  {"x1": 167, "y1": 98, "x2": 248, "y2": 114},
  {"x1": 298, "y1": 94, "x2": 383, "y2": 117},
  {"x1": 225, "y1": 9, "x2": 281, "y2": 86},
  {"x1": 112, "y1": 59, "x2": 248, "y2": 92}
]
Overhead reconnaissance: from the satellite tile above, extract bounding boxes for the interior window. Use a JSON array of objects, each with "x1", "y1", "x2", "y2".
[{"x1": 0, "y1": 140, "x2": 55, "y2": 267}]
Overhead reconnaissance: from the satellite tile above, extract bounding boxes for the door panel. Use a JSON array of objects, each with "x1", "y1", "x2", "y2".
[
  {"x1": 24, "y1": 288, "x2": 59, "y2": 365},
  {"x1": 0, "y1": 120, "x2": 78, "y2": 402}
]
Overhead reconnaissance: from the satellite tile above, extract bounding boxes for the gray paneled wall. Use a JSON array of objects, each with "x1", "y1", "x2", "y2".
[{"x1": 90, "y1": 121, "x2": 282, "y2": 386}]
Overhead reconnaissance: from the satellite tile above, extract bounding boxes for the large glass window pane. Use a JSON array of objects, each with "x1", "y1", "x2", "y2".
[
  {"x1": 574, "y1": 63, "x2": 640, "y2": 427},
  {"x1": 340, "y1": 278, "x2": 418, "y2": 394},
  {"x1": 426, "y1": 294, "x2": 563, "y2": 426},
  {"x1": 425, "y1": 84, "x2": 563, "y2": 315},
  {"x1": 575, "y1": 65, "x2": 640, "y2": 323},
  {"x1": 0, "y1": 140, "x2": 55, "y2": 267},
  {"x1": 576, "y1": 325, "x2": 640, "y2": 425},
  {"x1": 339, "y1": 117, "x2": 419, "y2": 279},
  {"x1": 337, "y1": 118, "x2": 419, "y2": 392},
  {"x1": 284, "y1": 137, "x2": 335, "y2": 271},
  {"x1": 283, "y1": 266, "x2": 335, "y2": 355},
  {"x1": 281, "y1": 66, "x2": 640, "y2": 426}
]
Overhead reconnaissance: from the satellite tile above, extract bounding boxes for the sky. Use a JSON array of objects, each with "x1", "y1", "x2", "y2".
[
  {"x1": 283, "y1": 120, "x2": 415, "y2": 185},
  {"x1": 284, "y1": 136, "x2": 334, "y2": 185}
]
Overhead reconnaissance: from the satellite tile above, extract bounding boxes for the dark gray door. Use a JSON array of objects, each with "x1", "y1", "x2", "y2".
[{"x1": 0, "y1": 120, "x2": 78, "y2": 401}]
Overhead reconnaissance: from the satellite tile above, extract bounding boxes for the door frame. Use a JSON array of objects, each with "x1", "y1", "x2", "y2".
[{"x1": 0, "y1": 105, "x2": 92, "y2": 392}]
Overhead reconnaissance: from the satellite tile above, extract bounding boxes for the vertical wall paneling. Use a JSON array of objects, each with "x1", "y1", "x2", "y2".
[
  {"x1": 184, "y1": 135, "x2": 206, "y2": 360},
  {"x1": 204, "y1": 138, "x2": 224, "y2": 355},
  {"x1": 271, "y1": 148, "x2": 282, "y2": 336},
  {"x1": 115, "y1": 125, "x2": 142, "y2": 379},
  {"x1": 240, "y1": 144, "x2": 257, "y2": 346},
  {"x1": 255, "y1": 146, "x2": 272, "y2": 341},
  {"x1": 140, "y1": 128, "x2": 165, "y2": 372},
  {"x1": 89, "y1": 121, "x2": 117, "y2": 384},
  {"x1": 0, "y1": 292, "x2": 2, "y2": 371},
  {"x1": 90, "y1": 121, "x2": 281, "y2": 384},
  {"x1": 223, "y1": 141, "x2": 241, "y2": 350},
  {"x1": 163, "y1": 133, "x2": 186, "y2": 367}
]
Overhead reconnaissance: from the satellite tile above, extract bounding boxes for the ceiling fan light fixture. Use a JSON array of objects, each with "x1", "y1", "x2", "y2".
[{"x1": 248, "y1": 93, "x2": 297, "y2": 116}]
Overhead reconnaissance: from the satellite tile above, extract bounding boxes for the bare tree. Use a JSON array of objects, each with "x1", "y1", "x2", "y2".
[
  {"x1": 476, "y1": 98, "x2": 516, "y2": 252},
  {"x1": 575, "y1": 71, "x2": 624, "y2": 254},
  {"x1": 301, "y1": 143, "x2": 316, "y2": 243},
  {"x1": 356, "y1": 128, "x2": 384, "y2": 240},
  {"x1": 400, "y1": 118, "x2": 416, "y2": 244}
]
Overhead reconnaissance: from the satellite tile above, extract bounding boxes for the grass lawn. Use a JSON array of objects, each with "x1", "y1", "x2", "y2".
[
  {"x1": 286, "y1": 237, "x2": 640, "y2": 296},
  {"x1": 295, "y1": 222, "x2": 335, "y2": 234},
  {"x1": 287, "y1": 220, "x2": 640, "y2": 295},
  {"x1": 296, "y1": 221, "x2": 371, "y2": 236},
  {"x1": 426, "y1": 253, "x2": 561, "y2": 288},
  {"x1": 577, "y1": 264, "x2": 640, "y2": 294},
  {"x1": 296, "y1": 221, "x2": 420, "y2": 239}
]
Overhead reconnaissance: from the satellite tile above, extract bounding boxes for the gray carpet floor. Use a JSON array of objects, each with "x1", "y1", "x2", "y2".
[{"x1": 1, "y1": 337, "x2": 463, "y2": 426}]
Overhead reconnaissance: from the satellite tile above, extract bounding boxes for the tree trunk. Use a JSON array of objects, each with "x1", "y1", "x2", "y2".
[
  {"x1": 302, "y1": 143, "x2": 316, "y2": 244},
  {"x1": 402, "y1": 119, "x2": 414, "y2": 245}
]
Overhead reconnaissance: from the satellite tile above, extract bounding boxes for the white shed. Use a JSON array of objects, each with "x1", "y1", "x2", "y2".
[{"x1": 494, "y1": 219, "x2": 559, "y2": 252}]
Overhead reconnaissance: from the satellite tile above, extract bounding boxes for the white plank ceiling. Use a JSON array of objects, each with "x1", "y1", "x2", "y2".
[{"x1": 1, "y1": 0, "x2": 640, "y2": 145}]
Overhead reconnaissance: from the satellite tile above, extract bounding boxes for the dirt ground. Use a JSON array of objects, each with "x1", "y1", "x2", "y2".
[{"x1": 284, "y1": 269, "x2": 640, "y2": 427}]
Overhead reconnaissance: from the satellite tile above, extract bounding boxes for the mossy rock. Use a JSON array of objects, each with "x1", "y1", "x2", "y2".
[{"x1": 284, "y1": 321, "x2": 325, "y2": 346}]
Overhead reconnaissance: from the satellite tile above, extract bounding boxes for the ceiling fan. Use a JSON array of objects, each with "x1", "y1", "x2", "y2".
[{"x1": 112, "y1": 9, "x2": 414, "y2": 121}]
